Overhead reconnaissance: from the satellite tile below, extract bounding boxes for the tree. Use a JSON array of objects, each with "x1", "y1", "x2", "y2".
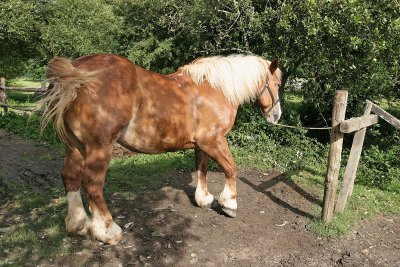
[
  {"x1": 41, "y1": 0, "x2": 123, "y2": 58},
  {"x1": 256, "y1": 1, "x2": 400, "y2": 121},
  {"x1": 0, "y1": 0, "x2": 42, "y2": 78}
]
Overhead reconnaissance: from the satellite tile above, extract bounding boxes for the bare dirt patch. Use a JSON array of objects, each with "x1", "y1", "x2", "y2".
[{"x1": 1, "y1": 129, "x2": 399, "y2": 266}]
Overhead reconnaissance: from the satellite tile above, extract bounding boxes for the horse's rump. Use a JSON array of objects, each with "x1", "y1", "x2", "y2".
[{"x1": 41, "y1": 57, "x2": 102, "y2": 143}]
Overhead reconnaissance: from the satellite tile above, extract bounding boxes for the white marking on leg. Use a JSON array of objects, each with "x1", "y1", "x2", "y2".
[
  {"x1": 195, "y1": 172, "x2": 214, "y2": 208},
  {"x1": 90, "y1": 208, "x2": 122, "y2": 245},
  {"x1": 65, "y1": 190, "x2": 89, "y2": 235},
  {"x1": 218, "y1": 183, "x2": 237, "y2": 210}
]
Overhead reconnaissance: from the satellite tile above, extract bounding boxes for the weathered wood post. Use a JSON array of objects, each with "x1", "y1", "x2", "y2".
[
  {"x1": 41, "y1": 80, "x2": 46, "y2": 91},
  {"x1": 0, "y1": 77, "x2": 8, "y2": 113},
  {"x1": 370, "y1": 101, "x2": 400, "y2": 130},
  {"x1": 39, "y1": 80, "x2": 46, "y2": 113},
  {"x1": 335, "y1": 102, "x2": 373, "y2": 213},
  {"x1": 322, "y1": 90, "x2": 348, "y2": 223}
]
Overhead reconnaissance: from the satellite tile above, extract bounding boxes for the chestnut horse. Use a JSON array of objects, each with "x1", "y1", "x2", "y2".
[{"x1": 41, "y1": 54, "x2": 281, "y2": 245}]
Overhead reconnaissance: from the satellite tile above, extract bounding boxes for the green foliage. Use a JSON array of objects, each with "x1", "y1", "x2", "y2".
[
  {"x1": 351, "y1": 101, "x2": 400, "y2": 193},
  {"x1": 267, "y1": 0, "x2": 400, "y2": 120},
  {"x1": 229, "y1": 104, "x2": 327, "y2": 171},
  {"x1": 1, "y1": 1, "x2": 399, "y2": 120},
  {"x1": 0, "y1": 0, "x2": 123, "y2": 78},
  {"x1": 0, "y1": 0, "x2": 42, "y2": 78},
  {"x1": 41, "y1": 0, "x2": 123, "y2": 58}
]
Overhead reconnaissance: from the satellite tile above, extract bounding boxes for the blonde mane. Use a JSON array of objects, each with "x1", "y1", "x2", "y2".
[{"x1": 181, "y1": 54, "x2": 281, "y2": 106}]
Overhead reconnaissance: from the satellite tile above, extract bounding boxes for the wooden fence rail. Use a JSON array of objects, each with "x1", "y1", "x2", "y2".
[{"x1": 0, "y1": 78, "x2": 47, "y2": 113}]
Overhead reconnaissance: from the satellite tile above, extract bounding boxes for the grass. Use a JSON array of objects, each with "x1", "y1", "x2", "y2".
[
  {"x1": 105, "y1": 151, "x2": 195, "y2": 199},
  {"x1": 9, "y1": 77, "x2": 41, "y2": 88},
  {"x1": 288, "y1": 162, "x2": 400, "y2": 237},
  {"x1": 0, "y1": 177, "x2": 67, "y2": 266}
]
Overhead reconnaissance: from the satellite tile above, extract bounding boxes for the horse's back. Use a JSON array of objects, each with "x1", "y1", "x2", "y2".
[{"x1": 73, "y1": 54, "x2": 134, "y2": 71}]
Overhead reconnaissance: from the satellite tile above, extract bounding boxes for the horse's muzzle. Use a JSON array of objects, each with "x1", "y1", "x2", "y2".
[{"x1": 263, "y1": 103, "x2": 281, "y2": 124}]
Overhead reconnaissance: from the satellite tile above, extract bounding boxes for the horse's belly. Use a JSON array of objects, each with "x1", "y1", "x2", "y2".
[{"x1": 118, "y1": 123, "x2": 194, "y2": 154}]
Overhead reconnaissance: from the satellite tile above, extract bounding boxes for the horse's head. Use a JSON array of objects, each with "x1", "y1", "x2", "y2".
[{"x1": 257, "y1": 59, "x2": 281, "y2": 124}]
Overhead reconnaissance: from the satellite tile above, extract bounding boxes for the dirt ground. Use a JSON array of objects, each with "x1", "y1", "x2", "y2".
[{"x1": 0, "y1": 129, "x2": 399, "y2": 267}]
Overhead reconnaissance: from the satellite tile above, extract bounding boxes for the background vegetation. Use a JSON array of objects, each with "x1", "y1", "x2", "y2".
[{"x1": 1, "y1": 0, "x2": 399, "y2": 235}]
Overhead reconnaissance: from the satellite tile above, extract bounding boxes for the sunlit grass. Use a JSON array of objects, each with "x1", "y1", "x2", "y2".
[
  {"x1": 289, "y1": 163, "x2": 400, "y2": 237},
  {"x1": 10, "y1": 77, "x2": 41, "y2": 88}
]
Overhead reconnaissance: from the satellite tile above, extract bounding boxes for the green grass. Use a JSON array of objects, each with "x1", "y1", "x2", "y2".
[
  {"x1": 0, "y1": 177, "x2": 67, "y2": 266},
  {"x1": 105, "y1": 151, "x2": 195, "y2": 199},
  {"x1": 289, "y1": 163, "x2": 400, "y2": 237},
  {"x1": 9, "y1": 77, "x2": 41, "y2": 88}
]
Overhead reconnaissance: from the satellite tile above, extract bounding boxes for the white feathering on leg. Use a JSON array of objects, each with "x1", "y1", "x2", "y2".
[
  {"x1": 218, "y1": 184, "x2": 237, "y2": 210},
  {"x1": 195, "y1": 172, "x2": 214, "y2": 208}
]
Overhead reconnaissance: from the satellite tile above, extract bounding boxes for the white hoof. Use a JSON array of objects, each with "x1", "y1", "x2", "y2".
[
  {"x1": 90, "y1": 210, "x2": 123, "y2": 245},
  {"x1": 218, "y1": 184, "x2": 237, "y2": 215},
  {"x1": 65, "y1": 191, "x2": 89, "y2": 235},
  {"x1": 92, "y1": 221, "x2": 123, "y2": 245},
  {"x1": 195, "y1": 187, "x2": 214, "y2": 208}
]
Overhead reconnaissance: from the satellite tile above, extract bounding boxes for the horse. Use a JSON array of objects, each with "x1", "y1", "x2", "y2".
[{"x1": 41, "y1": 54, "x2": 282, "y2": 245}]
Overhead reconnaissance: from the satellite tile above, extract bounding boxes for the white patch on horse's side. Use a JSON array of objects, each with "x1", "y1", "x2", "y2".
[
  {"x1": 90, "y1": 208, "x2": 123, "y2": 245},
  {"x1": 218, "y1": 184, "x2": 237, "y2": 210},
  {"x1": 65, "y1": 190, "x2": 89, "y2": 235},
  {"x1": 195, "y1": 174, "x2": 214, "y2": 208}
]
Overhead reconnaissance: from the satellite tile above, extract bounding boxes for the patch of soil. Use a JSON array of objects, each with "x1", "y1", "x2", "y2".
[{"x1": 0, "y1": 129, "x2": 399, "y2": 266}]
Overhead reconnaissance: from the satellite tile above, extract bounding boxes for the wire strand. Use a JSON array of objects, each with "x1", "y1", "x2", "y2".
[{"x1": 273, "y1": 123, "x2": 332, "y2": 130}]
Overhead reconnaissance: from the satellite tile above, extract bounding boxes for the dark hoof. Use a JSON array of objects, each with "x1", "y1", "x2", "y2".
[
  {"x1": 222, "y1": 207, "x2": 237, "y2": 218},
  {"x1": 203, "y1": 199, "x2": 218, "y2": 210},
  {"x1": 203, "y1": 203, "x2": 211, "y2": 209}
]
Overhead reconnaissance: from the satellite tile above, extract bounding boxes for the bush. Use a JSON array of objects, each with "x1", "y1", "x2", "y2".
[
  {"x1": 0, "y1": 112, "x2": 61, "y2": 147},
  {"x1": 229, "y1": 104, "x2": 327, "y2": 171}
]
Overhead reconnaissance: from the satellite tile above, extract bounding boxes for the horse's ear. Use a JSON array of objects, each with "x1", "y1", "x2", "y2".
[{"x1": 269, "y1": 59, "x2": 279, "y2": 74}]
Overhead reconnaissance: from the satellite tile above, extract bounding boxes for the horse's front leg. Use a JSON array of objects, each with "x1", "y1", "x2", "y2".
[
  {"x1": 194, "y1": 148, "x2": 214, "y2": 208},
  {"x1": 81, "y1": 144, "x2": 122, "y2": 245},
  {"x1": 198, "y1": 138, "x2": 237, "y2": 217}
]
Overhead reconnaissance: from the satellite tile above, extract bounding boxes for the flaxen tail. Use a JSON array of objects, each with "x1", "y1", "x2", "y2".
[{"x1": 40, "y1": 57, "x2": 99, "y2": 144}]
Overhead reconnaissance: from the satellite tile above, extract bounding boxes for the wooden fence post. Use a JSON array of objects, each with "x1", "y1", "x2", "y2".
[
  {"x1": 322, "y1": 90, "x2": 348, "y2": 223},
  {"x1": 0, "y1": 77, "x2": 8, "y2": 113},
  {"x1": 41, "y1": 80, "x2": 46, "y2": 91},
  {"x1": 40, "y1": 80, "x2": 46, "y2": 112},
  {"x1": 335, "y1": 102, "x2": 373, "y2": 213}
]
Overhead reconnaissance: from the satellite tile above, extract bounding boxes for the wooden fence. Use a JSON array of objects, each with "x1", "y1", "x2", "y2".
[
  {"x1": 0, "y1": 77, "x2": 47, "y2": 113},
  {"x1": 322, "y1": 90, "x2": 400, "y2": 223}
]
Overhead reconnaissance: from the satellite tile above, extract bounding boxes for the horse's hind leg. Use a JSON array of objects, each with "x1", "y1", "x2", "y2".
[
  {"x1": 81, "y1": 144, "x2": 122, "y2": 245},
  {"x1": 194, "y1": 148, "x2": 214, "y2": 208},
  {"x1": 62, "y1": 146, "x2": 89, "y2": 236}
]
